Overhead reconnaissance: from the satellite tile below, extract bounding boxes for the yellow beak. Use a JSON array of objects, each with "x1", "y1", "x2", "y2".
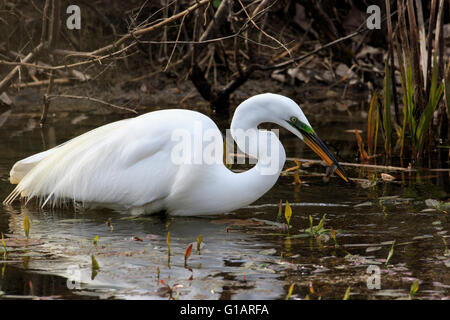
[{"x1": 303, "y1": 135, "x2": 349, "y2": 182}]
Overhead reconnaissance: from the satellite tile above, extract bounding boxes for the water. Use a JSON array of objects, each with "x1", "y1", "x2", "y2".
[{"x1": 0, "y1": 107, "x2": 448, "y2": 300}]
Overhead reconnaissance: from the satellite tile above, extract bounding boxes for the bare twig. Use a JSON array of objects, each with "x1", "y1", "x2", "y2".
[
  {"x1": 0, "y1": 43, "x2": 44, "y2": 93},
  {"x1": 163, "y1": 13, "x2": 186, "y2": 71},
  {"x1": 0, "y1": 42, "x2": 136, "y2": 71},
  {"x1": 262, "y1": 27, "x2": 369, "y2": 71},
  {"x1": 40, "y1": 70, "x2": 55, "y2": 125},
  {"x1": 232, "y1": 153, "x2": 418, "y2": 172},
  {"x1": 10, "y1": 78, "x2": 70, "y2": 88},
  {"x1": 237, "y1": 0, "x2": 292, "y2": 58},
  {"x1": 47, "y1": 94, "x2": 138, "y2": 114},
  {"x1": 87, "y1": 0, "x2": 209, "y2": 57},
  {"x1": 0, "y1": 0, "x2": 61, "y2": 94}
]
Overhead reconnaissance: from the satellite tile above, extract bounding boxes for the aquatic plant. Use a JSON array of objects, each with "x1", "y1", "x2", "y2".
[
  {"x1": 196, "y1": 235, "x2": 203, "y2": 254},
  {"x1": 286, "y1": 283, "x2": 295, "y2": 300},
  {"x1": 23, "y1": 216, "x2": 30, "y2": 239},
  {"x1": 367, "y1": 0, "x2": 447, "y2": 163},
  {"x1": 184, "y1": 243, "x2": 193, "y2": 267},
  {"x1": 285, "y1": 201, "x2": 292, "y2": 230}
]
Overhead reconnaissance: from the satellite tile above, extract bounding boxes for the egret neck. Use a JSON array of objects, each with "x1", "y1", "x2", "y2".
[{"x1": 226, "y1": 100, "x2": 287, "y2": 209}]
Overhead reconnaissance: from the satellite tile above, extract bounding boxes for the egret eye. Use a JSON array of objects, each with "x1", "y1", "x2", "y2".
[{"x1": 290, "y1": 116, "x2": 297, "y2": 123}]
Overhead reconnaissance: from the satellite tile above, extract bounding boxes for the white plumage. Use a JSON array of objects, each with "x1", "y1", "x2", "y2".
[{"x1": 4, "y1": 93, "x2": 349, "y2": 215}]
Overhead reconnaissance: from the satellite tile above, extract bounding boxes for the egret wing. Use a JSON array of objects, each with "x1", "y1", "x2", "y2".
[{"x1": 4, "y1": 115, "x2": 177, "y2": 208}]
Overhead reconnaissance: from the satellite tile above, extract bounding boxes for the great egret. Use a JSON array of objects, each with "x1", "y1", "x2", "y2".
[{"x1": 4, "y1": 93, "x2": 349, "y2": 215}]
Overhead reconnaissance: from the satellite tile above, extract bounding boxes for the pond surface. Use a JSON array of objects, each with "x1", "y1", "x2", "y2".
[{"x1": 0, "y1": 105, "x2": 448, "y2": 300}]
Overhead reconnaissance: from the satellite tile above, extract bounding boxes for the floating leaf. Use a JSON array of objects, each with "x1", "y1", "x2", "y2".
[
  {"x1": 343, "y1": 286, "x2": 351, "y2": 300},
  {"x1": 385, "y1": 240, "x2": 396, "y2": 266},
  {"x1": 184, "y1": 243, "x2": 193, "y2": 267},
  {"x1": 286, "y1": 283, "x2": 295, "y2": 300},
  {"x1": 425, "y1": 199, "x2": 449, "y2": 214},
  {"x1": 409, "y1": 280, "x2": 419, "y2": 299},
  {"x1": 23, "y1": 216, "x2": 30, "y2": 239},
  {"x1": 285, "y1": 201, "x2": 292, "y2": 227}
]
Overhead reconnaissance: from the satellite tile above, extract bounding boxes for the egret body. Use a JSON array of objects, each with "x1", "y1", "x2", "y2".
[{"x1": 4, "y1": 93, "x2": 349, "y2": 215}]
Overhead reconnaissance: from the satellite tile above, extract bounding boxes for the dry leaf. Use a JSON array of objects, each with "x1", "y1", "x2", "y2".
[
  {"x1": 185, "y1": 243, "x2": 193, "y2": 263},
  {"x1": 354, "y1": 129, "x2": 369, "y2": 162},
  {"x1": 381, "y1": 173, "x2": 395, "y2": 181}
]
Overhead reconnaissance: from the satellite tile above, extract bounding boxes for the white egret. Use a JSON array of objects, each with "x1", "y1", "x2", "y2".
[{"x1": 3, "y1": 93, "x2": 349, "y2": 215}]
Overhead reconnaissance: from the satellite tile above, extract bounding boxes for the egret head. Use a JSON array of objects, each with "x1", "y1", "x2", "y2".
[
  {"x1": 236, "y1": 93, "x2": 350, "y2": 182},
  {"x1": 284, "y1": 113, "x2": 349, "y2": 182}
]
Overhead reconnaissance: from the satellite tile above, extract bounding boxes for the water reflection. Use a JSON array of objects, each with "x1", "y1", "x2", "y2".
[{"x1": 2, "y1": 204, "x2": 286, "y2": 299}]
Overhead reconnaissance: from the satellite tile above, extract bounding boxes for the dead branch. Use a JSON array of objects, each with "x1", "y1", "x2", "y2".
[
  {"x1": 0, "y1": 43, "x2": 45, "y2": 93},
  {"x1": 10, "y1": 78, "x2": 71, "y2": 88},
  {"x1": 262, "y1": 28, "x2": 369, "y2": 71},
  {"x1": 0, "y1": 0, "x2": 210, "y2": 81},
  {"x1": 0, "y1": 0, "x2": 60, "y2": 95},
  {"x1": 40, "y1": 70, "x2": 55, "y2": 125},
  {"x1": 0, "y1": 42, "x2": 136, "y2": 71},
  {"x1": 46, "y1": 94, "x2": 138, "y2": 114},
  {"x1": 237, "y1": 0, "x2": 291, "y2": 58},
  {"x1": 232, "y1": 153, "x2": 419, "y2": 172},
  {"x1": 189, "y1": 9, "x2": 372, "y2": 114},
  {"x1": 87, "y1": 0, "x2": 210, "y2": 57}
]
